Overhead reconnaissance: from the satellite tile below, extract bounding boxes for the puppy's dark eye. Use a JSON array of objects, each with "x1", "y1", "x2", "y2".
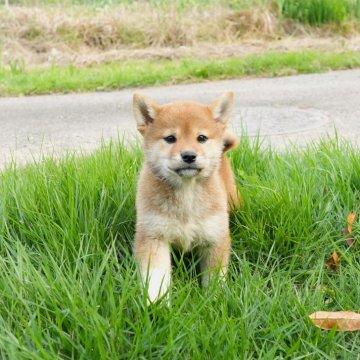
[
  {"x1": 197, "y1": 135, "x2": 208, "y2": 143},
  {"x1": 164, "y1": 135, "x2": 176, "y2": 144}
]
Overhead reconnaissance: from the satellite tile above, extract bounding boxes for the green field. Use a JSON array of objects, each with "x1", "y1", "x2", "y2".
[
  {"x1": 1, "y1": 136, "x2": 360, "y2": 358},
  {"x1": 1, "y1": 50, "x2": 360, "y2": 96}
]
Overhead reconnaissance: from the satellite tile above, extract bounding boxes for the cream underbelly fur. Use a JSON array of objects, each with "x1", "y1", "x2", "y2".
[{"x1": 138, "y1": 180, "x2": 229, "y2": 251}]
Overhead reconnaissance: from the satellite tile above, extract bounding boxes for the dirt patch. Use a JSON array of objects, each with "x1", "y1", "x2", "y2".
[
  {"x1": 64, "y1": 37, "x2": 360, "y2": 67},
  {"x1": 1, "y1": 5, "x2": 359, "y2": 68}
]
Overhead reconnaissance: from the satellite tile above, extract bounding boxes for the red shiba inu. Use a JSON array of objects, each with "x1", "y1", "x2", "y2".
[{"x1": 132, "y1": 92, "x2": 239, "y2": 303}]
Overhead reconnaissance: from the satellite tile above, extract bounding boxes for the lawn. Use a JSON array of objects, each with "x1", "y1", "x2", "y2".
[
  {"x1": 0, "y1": 136, "x2": 359, "y2": 358},
  {"x1": 1, "y1": 50, "x2": 360, "y2": 96}
]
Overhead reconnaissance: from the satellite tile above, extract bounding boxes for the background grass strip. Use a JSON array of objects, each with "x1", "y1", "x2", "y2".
[{"x1": 1, "y1": 51, "x2": 360, "y2": 96}]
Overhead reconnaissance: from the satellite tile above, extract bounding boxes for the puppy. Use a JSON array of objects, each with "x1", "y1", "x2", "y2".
[{"x1": 132, "y1": 92, "x2": 239, "y2": 303}]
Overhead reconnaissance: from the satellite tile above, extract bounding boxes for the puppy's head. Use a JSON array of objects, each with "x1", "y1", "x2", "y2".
[{"x1": 133, "y1": 92, "x2": 237, "y2": 185}]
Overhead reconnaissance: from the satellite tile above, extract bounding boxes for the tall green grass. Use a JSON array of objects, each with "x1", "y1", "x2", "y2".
[
  {"x1": 281, "y1": 0, "x2": 360, "y2": 25},
  {"x1": 0, "y1": 136, "x2": 360, "y2": 358}
]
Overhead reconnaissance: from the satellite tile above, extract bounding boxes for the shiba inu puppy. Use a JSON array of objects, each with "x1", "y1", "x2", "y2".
[{"x1": 133, "y1": 92, "x2": 239, "y2": 303}]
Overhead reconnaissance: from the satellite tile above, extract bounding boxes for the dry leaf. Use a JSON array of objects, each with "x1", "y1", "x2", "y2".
[
  {"x1": 342, "y1": 212, "x2": 357, "y2": 247},
  {"x1": 309, "y1": 311, "x2": 360, "y2": 331},
  {"x1": 347, "y1": 213, "x2": 357, "y2": 233},
  {"x1": 326, "y1": 250, "x2": 340, "y2": 271}
]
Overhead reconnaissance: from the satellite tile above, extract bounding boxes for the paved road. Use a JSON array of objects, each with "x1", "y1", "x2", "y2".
[{"x1": 1, "y1": 69, "x2": 360, "y2": 168}]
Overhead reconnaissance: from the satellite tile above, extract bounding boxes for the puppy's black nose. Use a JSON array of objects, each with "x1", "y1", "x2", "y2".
[{"x1": 181, "y1": 151, "x2": 197, "y2": 164}]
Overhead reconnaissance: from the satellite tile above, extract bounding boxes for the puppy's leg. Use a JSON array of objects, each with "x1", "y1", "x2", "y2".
[
  {"x1": 134, "y1": 234, "x2": 171, "y2": 304},
  {"x1": 200, "y1": 233, "x2": 231, "y2": 287}
]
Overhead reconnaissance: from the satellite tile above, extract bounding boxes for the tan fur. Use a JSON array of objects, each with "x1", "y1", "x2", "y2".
[{"x1": 132, "y1": 92, "x2": 239, "y2": 303}]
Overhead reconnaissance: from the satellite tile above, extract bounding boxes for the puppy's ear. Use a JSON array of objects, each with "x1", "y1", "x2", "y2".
[
  {"x1": 133, "y1": 93, "x2": 159, "y2": 135},
  {"x1": 210, "y1": 92, "x2": 234, "y2": 124},
  {"x1": 223, "y1": 132, "x2": 239, "y2": 153}
]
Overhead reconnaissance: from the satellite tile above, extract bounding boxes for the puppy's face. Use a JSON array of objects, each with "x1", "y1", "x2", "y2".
[{"x1": 133, "y1": 93, "x2": 237, "y2": 185}]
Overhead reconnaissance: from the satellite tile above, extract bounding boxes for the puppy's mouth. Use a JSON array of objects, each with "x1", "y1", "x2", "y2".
[{"x1": 173, "y1": 166, "x2": 202, "y2": 177}]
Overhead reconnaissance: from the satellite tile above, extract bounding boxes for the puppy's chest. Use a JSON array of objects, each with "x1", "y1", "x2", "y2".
[
  {"x1": 146, "y1": 185, "x2": 228, "y2": 250},
  {"x1": 162, "y1": 186, "x2": 202, "y2": 220}
]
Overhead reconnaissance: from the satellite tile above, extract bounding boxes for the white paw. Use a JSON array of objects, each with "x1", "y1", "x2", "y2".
[{"x1": 142, "y1": 268, "x2": 170, "y2": 304}]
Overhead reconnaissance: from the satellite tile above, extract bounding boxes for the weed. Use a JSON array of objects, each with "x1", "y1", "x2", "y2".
[
  {"x1": 281, "y1": 0, "x2": 360, "y2": 25},
  {"x1": 1, "y1": 2, "x2": 359, "y2": 64}
]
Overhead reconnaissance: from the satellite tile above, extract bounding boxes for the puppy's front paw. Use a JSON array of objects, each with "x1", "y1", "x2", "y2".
[{"x1": 143, "y1": 268, "x2": 170, "y2": 305}]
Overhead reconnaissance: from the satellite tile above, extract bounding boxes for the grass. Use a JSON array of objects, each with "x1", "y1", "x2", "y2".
[
  {"x1": 6, "y1": 0, "x2": 360, "y2": 23},
  {"x1": 1, "y1": 135, "x2": 360, "y2": 358},
  {"x1": 2, "y1": 2, "x2": 359, "y2": 49},
  {"x1": 1, "y1": 50, "x2": 360, "y2": 96},
  {"x1": 282, "y1": 0, "x2": 360, "y2": 24},
  {"x1": 1, "y1": 1, "x2": 359, "y2": 75}
]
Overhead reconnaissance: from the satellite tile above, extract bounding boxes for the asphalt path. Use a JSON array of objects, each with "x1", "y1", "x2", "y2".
[{"x1": 1, "y1": 69, "x2": 359, "y2": 168}]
